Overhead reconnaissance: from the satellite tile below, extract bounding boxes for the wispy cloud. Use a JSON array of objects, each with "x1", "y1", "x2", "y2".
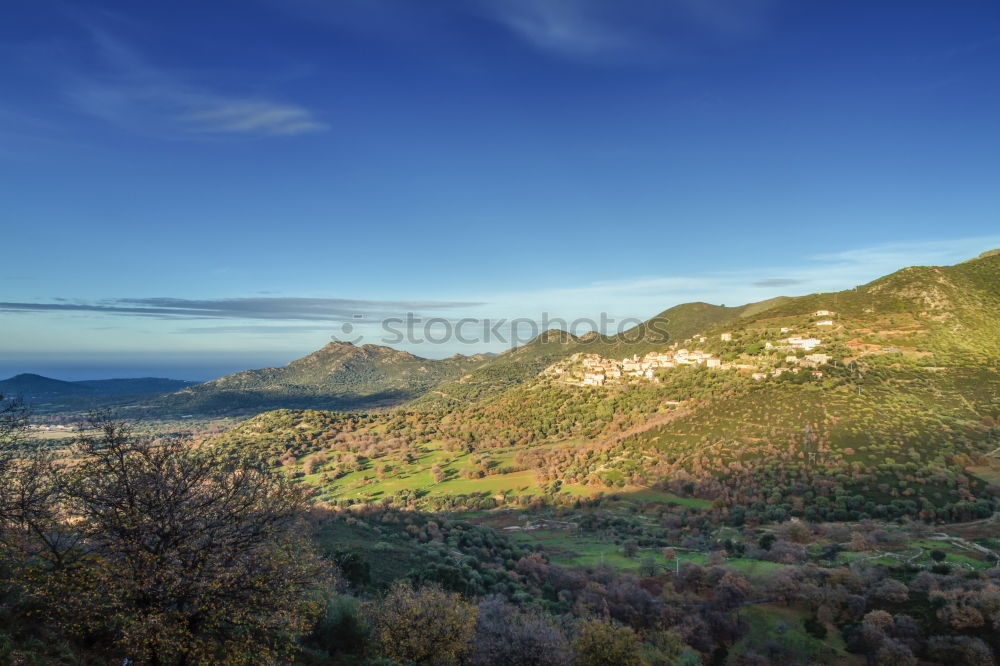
[
  {"x1": 0, "y1": 296, "x2": 485, "y2": 321},
  {"x1": 64, "y1": 28, "x2": 326, "y2": 137},
  {"x1": 466, "y1": 235, "x2": 1000, "y2": 326},
  {"x1": 178, "y1": 324, "x2": 345, "y2": 335},
  {"x1": 270, "y1": 0, "x2": 781, "y2": 63},
  {"x1": 180, "y1": 101, "x2": 326, "y2": 135},
  {"x1": 474, "y1": 1, "x2": 633, "y2": 59},
  {"x1": 811, "y1": 236, "x2": 1000, "y2": 270},
  {"x1": 469, "y1": 0, "x2": 780, "y2": 61}
]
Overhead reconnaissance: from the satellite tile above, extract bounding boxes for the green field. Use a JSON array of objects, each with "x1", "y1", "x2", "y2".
[
  {"x1": 728, "y1": 603, "x2": 854, "y2": 665},
  {"x1": 292, "y1": 438, "x2": 705, "y2": 507},
  {"x1": 505, "y1": 528, "x2": 706, "y2": 571}
]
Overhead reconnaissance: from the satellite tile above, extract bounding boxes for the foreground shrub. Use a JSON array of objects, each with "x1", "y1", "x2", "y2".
[
  {"x1": 572, "y1": 617, "x2": 647, "y2": 666},
  {"x1": 473, "y1": 598, "x2": 571, "y2": 666},
  {"x1": 309, "y1": 594, "x2": 370, "y2": 658},
  {"x1": 365, "y1": 581, "x2": 477, "y2": 665}
]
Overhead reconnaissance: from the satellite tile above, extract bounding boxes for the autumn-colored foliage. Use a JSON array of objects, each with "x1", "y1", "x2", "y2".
[
  {"x1": 365, "y1": 580, "x2": 478, "y2": 665},
  {"x1": 0, "y1": 411, "x2": 330, "y2": 664},
  {"x1": 571, "y1": 617, "x2": 647, "y2": 666}
]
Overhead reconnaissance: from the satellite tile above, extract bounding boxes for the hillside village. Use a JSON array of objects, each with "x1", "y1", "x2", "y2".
[{"x1": 547, "y1": 310, "x2": 842, "y2": 387}]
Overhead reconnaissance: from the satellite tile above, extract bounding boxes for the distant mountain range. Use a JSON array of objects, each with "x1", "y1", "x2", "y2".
[
  {"x1": 10, "y1": 250, "x2": 1000, "y2": 419},
  {"x1": 0, "y1": 374, "x2": 196, "y2": 402}
]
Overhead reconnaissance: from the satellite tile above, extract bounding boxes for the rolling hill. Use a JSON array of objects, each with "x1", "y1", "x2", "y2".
[
  {"x1": 706, "y1": 250, "x2": 1000, "y2": 361},
  {"x1": 150, "y1": 342, "x2": 495, "y2": 415}
]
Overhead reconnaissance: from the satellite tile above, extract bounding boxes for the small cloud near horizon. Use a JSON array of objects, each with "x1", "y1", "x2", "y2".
[{"x1": 752, "y1": 278, "x2": 805, "y2": 288}]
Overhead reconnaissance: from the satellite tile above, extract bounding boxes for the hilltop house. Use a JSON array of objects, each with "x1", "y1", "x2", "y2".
[
  {"x1": 814, "y1": 310, "x2": 835, "y2": 317},
  {"x1": 720, "y1": 332, "x2": 732, "y2": 341},
  {"x1": 816, "y1": 320, "x2": 834, "y2": 327}
]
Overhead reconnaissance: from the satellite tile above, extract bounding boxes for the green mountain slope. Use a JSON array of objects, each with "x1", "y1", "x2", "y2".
[
  {"x1": 709, "y1": 251, "x2": 1000, "y2": 362},
  {"x1": 149, "y1": 298, "x2": 786, "y2": 415},
  {"x1": 153, "y1": 342, "x2": 493, "y2": 415},
  {"x1": 211, "y1": 251, "x2": 1000, "y2": 520},
  {"x1": 414, "y1": 299, "x2": 788, "y2": 406}
]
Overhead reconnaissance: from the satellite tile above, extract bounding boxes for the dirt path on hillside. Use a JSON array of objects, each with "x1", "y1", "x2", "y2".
[
  {"x1": 597, "y1": 406, "x2": 695, "y2": 449},
  {"x1": 937, "y1": 513, "x2": 1000, "y2": 541}
]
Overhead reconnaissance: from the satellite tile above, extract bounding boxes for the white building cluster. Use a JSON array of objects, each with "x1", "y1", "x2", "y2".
[
  {"x1": 579, "y1": 348, "x2": 722, "y2": 386},
  {"x1": 554, "y1": 312, "x2": 840, "y2": 388}
]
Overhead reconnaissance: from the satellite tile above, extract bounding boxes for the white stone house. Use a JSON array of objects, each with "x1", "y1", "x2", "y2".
[
  {"x1": 787, "y1": 336, "x2": 821, "y2": 351},
  {"x1": 802, "y1": 353, "x2": 830, "y2": 366}
]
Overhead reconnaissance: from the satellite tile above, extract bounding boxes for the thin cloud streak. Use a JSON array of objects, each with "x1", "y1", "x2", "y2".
[
  {"x1": 0, "y1": 296, "x2": 486, "y2": 321},
  {"x1": 178, "y1": 324, "x2": 345, "y2": 335},
  {"x1": 181, "y1": 101, "x2": 326, "y2": 135},
  {"x1": 471, "y1": 235, "x2": 1000, "y2": 324},
  {"x1": 477, "y1": 1, "x2": 632, "y2": 59},
  {"x1": 752, "y1": 278, "x2": 805, "y2": 287},
  {"x1": 65, "y1": 27, "x2": 326, "y2": 137}
]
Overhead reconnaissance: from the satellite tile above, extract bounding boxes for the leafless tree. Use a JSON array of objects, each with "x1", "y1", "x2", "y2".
[{"x1": 3, "y1": 410, "x2": 330, "y2": 664}]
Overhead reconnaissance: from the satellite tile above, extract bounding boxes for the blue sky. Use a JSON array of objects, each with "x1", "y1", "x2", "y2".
[{"x1": 2, "y1": 0, "x2": 999, "y2": 379}]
